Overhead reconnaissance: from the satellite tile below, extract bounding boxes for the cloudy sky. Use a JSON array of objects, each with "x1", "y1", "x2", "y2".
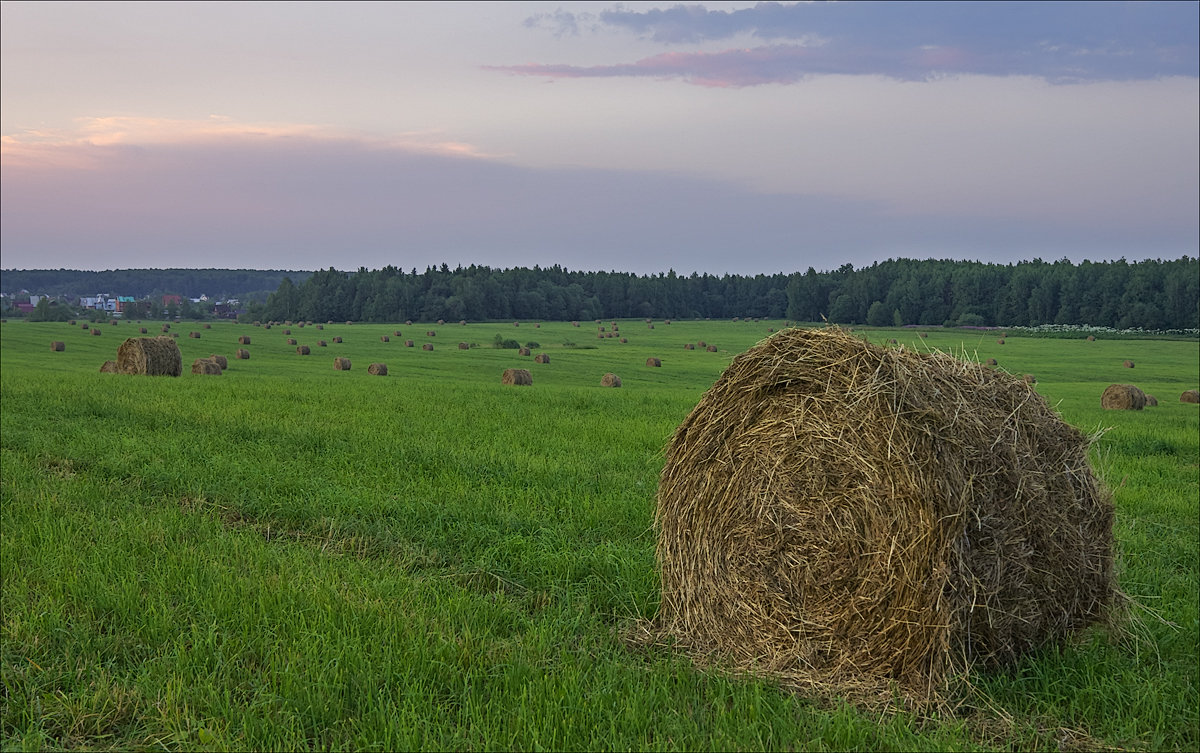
[{"x1": 2, "y1": 1, "x2": 1196, "y2": 275}]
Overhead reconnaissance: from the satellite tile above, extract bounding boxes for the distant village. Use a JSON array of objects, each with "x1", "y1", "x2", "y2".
[{"x1": 0, "y1": 291, "x2": 244, "y2": 319}]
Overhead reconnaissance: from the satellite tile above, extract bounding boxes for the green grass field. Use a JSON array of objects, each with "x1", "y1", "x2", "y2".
[{"x1": 2, "y1": 317, "x2": 1197, "y2": 751}]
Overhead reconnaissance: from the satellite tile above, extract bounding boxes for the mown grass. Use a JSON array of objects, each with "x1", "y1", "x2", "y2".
[{"x1": 2, "y1": 318, "x2": 1197, "y2": 751}]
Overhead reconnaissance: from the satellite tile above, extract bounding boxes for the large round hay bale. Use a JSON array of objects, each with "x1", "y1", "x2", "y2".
[
  {"x1": 1180, "y1": 390, "x2": 1200, "y2": 404},
  {"x1": 706, "y1": 345, "x2": 718, "y2": 352},
  {"x1": 236, "y1": 348, "x2": 250, "y2": 359},
  {"x1": 600, "y1": 373, "x2": 622, "y2": 387},
  {"x1": 1086, "y1": 335, "x2": 1095, "y2": 342},
  {"x1": 189, "y1": 332, "x2": 200, "y2": 339},
  {"x1": 191, "y1": 358, "x2": 222, "y2": 375},
  {"x1": 620, "y1": 338, "x2": 628, "y2": 343},
  {"x1": 316, "y1": 324, "x2": 324, "y2": 330},
  {"x1": 1023, "y1": 374, "x2": 1037, "y2": 384},
  {"x1": 296, "y1": 345, "x2": 311, "y2": 355},
  {"x1": 406, "y1": 340, "x2": 415, "y2": 347},
  {"x1": 684, "y1": 343, "x2": 695, "y2": 350},
  {"x1": 317, "y1": 340, "x2": 327, "y2": 347},
  {"x1": 209, "y1": 354, "x2": 228, "y2": 370},
  {"x1": 68, "y1": 319, "x2": 76, "y2": 326},
  {"x1": 501, "y1": 368, "x2": 532, "y2": 386},
  {"x1": 518, "y1": 347, "x2": 531, "y2": 356},
  {"x1": 368, "y1": 363, "x2": 388, "y2": 376},
  {"x1": 985, "y1": 358, "x2": 998, "y2": 366},
  {"x1": 116, "y1": 336, "x2": 182, "y2": 376},
  {"x1": 332, "y1": 336, "x2": 342, "y2": 343},
  {"x1": 333, "y1": 357, "x2": 351, "y2": 370},
  {"x1": 458, "y1": 342, "x2": 470, "y2": 350},
  {"x1": 1122, "y1": 360, "x2": 1134, "y2": 368},
  {"x1": 422, "y1": 343, "x2": 434, "y2": 351},
  {"x1": 100, "y1": 360, "x2": 120, "y2": 373},
  {"x1": 650, "y1": 327, "x2": 1114, "y2": 704},
  {"x1": 997, "y1": 338, "x2": 1005, "y2": 345},
  {"x1": 697, "y1": 340, "x2": 706, "y2": 348},
  {"x1": 1101, "y1": 384, "x2": 1145, "y2": 410},
  {"x1": 535, "y1": 323, "x2": 541, "y2": 328},
  {"x1": 238, "y1": 336, "x2": 251, "y2": 345},
  {"x1": 50, "y1": 341, "x2": 65, "y2": 352},
  {"x1": 91, "y1": 328, "x2": 102, "y2": 336},
  {"x1": 646, "y1": 357, "x2": 662, "y2": 367},
  {"x1": 426, "y1": 331, "x2": 436, "y2": 337},
  {"x1": 283, "y1": 329, "x2": 291, "y2": 335},
  {"x1": 1145, "y1": 394, "x2": 1158, "y2": 407},
  {"x1": 534, "y1": 353, "x2": 550, "y2": 363},
  {"x1": 381, "y1": 335, "x2": 390, "y2": 342},
  {"x1": 287, "y1": 338, "x2": 297, "y2": 345},
  {"x1": 437, "y1": 319, "x2": 445, "y2": 325},
  {"x1": 394, "y1": 331, "x2": 402, "y2": 337},
  {"x1": 139, "y1": 327, "x2": 148, "y2": 334},
  {"x1": 204, "y1": 323, "x2": 212, "y2": 329}
]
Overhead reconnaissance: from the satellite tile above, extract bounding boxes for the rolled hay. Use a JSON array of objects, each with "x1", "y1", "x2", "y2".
[
  {"x1": 606, "y1": 332, "x2": 614, "y2": 339},
  {"x1": 332, "y1": 336, "x2": 343, "y2": 343},
  {"x1": 209, "y1": 354, "x2": 228, "y2": 370},
  {"x1": 1180, "y1": 390, "x2": 1200, "y2": 404},
  {"x1": 518, "y1": 347, "x2": 531, "y2": 356},
  {"x1": 426, "y1": 330, "x2": 436, "y2": 337},
  {"x1": 236, "y1": 348, "x2": 250, "y2": 359},
  {"x1": 422, "y1": 343, "x2": 434, "y2": 351},
  {"x1": 381, "y1": 335, "x2": 390, "y2": 342},
  {"x1": 91, "y1": 329, "x2": 102, "y2": 336},
  {"x1": 394, "y1": 331, "x2": 402, "y2": 337},
  {"x1": 997, "y1": 339, "x2": 1006, "y2": 345},
  {"x1": 346, "y1": 321, "x2": 353, "y2": 325},
  {"x1": 697, "y1": 340, "x2": 707, "y2": 348},
  {"x1": 405, "y1": 320, "x2": 413, "y2": 326},
  {"x1": 116, "y1": 336, "x2": 183, "y2": 377},
  {"x1": 684, "y1": 343, "x2": 695, "y2": 350},
  {"x1": 534, "y1": 353, "x2": 550, "y2": 364},
  {"x1": 601, "y1": 373, "x2": 622, "y2": 387},
  {"x1": 333, "y1": 357, "x2": 351, "y2": 370},
  {"x1": 535, "y1": 323, "x2": 541, "y2": 328},
  {"x1": 191, "y1": 358, "x2": 222, "y2": 375},
  {"x1": 204, "y1": 323, "x2": 212, "y2": 329},
  {"x1": 460, "y1": 320, "x2": 467, "y2": 326},
  {"x1": 283, "y1": 329, "x2": 291, "y2": 335},
  {"x1": 287, "y1": 338, "x2": 297, "y2": 345},
  {"x1": 458, "y1": 342, "x2": 470, "y2": 350},
  {"x1": 1086, "y1": 335, "x2": 1095, "y2": 342},
  {"x1": 82, "y1": 323, "x2": 90, "y2": 329},
  {"x1": 406, "y1": 340, "x2": 415, "y2": 347},
  {"x1": 296, "y1": 345, "x2": 311, "y2": 355},
  {"x1": 437, "y1": 319, "x2": 445, "y2": 325},
  {"x1": 647, "y1": 327, "x2": 1115, "y2": 707},
  {"x1": 572, "y1": 321, "x2": 580, "y2": 327},
  {"x1": 1123, "y1": 360, "x2": 1135, "y2": 369},
  {"x1": 316, "y1": 324, "x2": 324, "y2": 330},
  {"x1": 1023, "y1": 374, "x2": 1037, "y2": 384},
  {"x1": 189, "y1": 332, "x2": 201, "y2": 339},
  {"x1": 51, "y1": 341, "x2": 65, "y2": 352},
  {"x1": 139, "y1": 327, "x2": 148, "y2": 334},
  {"x1": 889, "y1": 338, "x2": 899, "y2": 345},
  {"x1": 1101, "y1": 384, "x2": 1146, "y2": 410},
  {"x1": 317, "y1": 340, "x2": 327, "y2": 347},
  {"x1": 368, "y1": 362, "x2": 388, "y2": 376},
  {"x1": 100, "y1": 360, "x2": 120, "y2": 373},
  {"x1": 986, "y1": 358, "x2": 998, "y2": 366},
  {"x1": 1145, "y1": 395, "x2": 1158, "y2": 407},
  {"x1": 599, "y1": 326, "x2": 606, "y2": 332},
  {"x1": 501, "y1": 368, "x2": 533, "y2": 385},
  {"x1": 238, "y1": 336, "x2": 251, "y2": 345},
  {"x1": 68, "y1": 319, "x2": 76, "y2": 326},
  {"x1": 597, "y1": 334, "x2": 605, "y2": 340},
  {"x1": 706, "y1": 345, "x2": 718, "y2": 352},
  {"x1": 649, "y1": 324, "x2": 655, "y2": 329},
  {"x1": 919, "y1": 332, "x2": 928, "y2": 338},
  {"x1": 666, "y1": 319, "x2": 672, "y2": 325},
  {"x1": 620, "y1": 338, "x2": 628, "y2": 343},
  {"x1": 646, "y1": 357, "x2": 662, "y2": 367}
]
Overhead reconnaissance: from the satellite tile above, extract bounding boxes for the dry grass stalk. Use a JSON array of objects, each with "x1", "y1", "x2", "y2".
[
  {"x1": 534, "y1": 353, "x2": 550, "y2": 363},
  {"x1": 1180, "y1": 389, "x2": 1199, "y2": 404},
  {"x1": 236, "y1": 349, "x2": 250, "y2": 359},
  {"x1": 116, "y1": 336, "x2": 182, "y2": 376},
  {"x1": 646, "y1": 357, "x2": 662, "y2": 367},
  {"x1": 368, "y1": 363, "x2": 388, "y2": 376},
  {"x1": 1101, "y1": 384, "x2": 1145, "y2": 410},
  {"x1": 333, "y1": 357, "x2": 351, "y2": 370},
  {"x1": 51, "y1": 341, "x2": 65, "y2": 352},
  {"x1": 501, "y1": 368, "x2": 532, "y2": 385},
  {"x1": 644, "y1": 327, "x2": 1115, "y2": 709},
  {"x1": 601, "y1": 373, "x2": 622, "y2": 387},
  {"x1": 191, "y1": 358, "x2": 222, "y2": 375}
]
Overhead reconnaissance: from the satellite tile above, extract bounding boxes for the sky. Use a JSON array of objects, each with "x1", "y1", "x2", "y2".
[{"x1": 1, "y1": 1, "x2": 1197, "y2": 276}]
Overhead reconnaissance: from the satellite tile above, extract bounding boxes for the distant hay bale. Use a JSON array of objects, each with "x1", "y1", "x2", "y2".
[
  {"x1": 422, "y1": 343, "x2": 433, "y2": 351},
  {"x1": 209, "y1": 354, "x2": 228, "y2": 370},
  {"x1": 316, "y1": 324, "x2": 324, "y2": 330},
  {"x1": 100, "y1": 360, "x2": 119, "y2": 373},
  {"x1": 50, "y1": 341, "x2": 65, "y2": 352},
  {"x1": 236, "y1": 348, "x2": 250, "y2": 359},
  {"x1": 706, "y1": 345, "x2": 718, "y2": 352},
  {"x1": 1086, "y1": 335, "x2": 1095, "y2": 342},
  {"x1": 368, "y1": 362, "x2": 388, "y2": 376},
  {"x1": 997, "y1": 339, "x2": 1005, "y2": 345},
  {"x1": 346, "y1": 321, "x2": 353, "y2": 325},
  {"x1": 116, "y1": 336, "x2": 182, "y2": 376},
  {"x1": 606, "y1": 332, "x2": 614, "y2": 338},
  {"x1": 572, "y1": 321, "x2": 580, "y2": 327},
  {"x1": 68, "y1": 319, "x2": 76, "y2": 326},
  {"x1": 1123, "y1": 360, "x2": 1134, "y2": 368},
  {"x1": 1181, "y1": 390, "x2": 1200, "y2": 404},
  {"x1": 317, "y1": 340, "x2": 327, "y2": 347},
  {"x1": 189, "y1": 332, "x2": 200, "y2": 339},
  {"x1": 518, "y1": 347, "x2": 531, "y2": 356},
  {"x1": 381, "y1": 335, "x2": 390, "y2": 342},
  {"x1": 111, "y1": 320, "x2": 118, "y2": 326},
  {"x1": 684, "y1": 343, "x2": 695, "y2": 350},
  {"x1": 919, "y1": 332, "x2": 928, "y2": 338},
  {"x1": 91, "y1": 329, "x2": 102, "y2": 336},
  {"x1": 191, "y1": 358, "x2": 222, "y2": 375},
  {"x1": 889, "y1": 338, "x2": 898, "y2": 345},
  {"x1": 460, "y1": 320, "x2": 467, "y2": 326},
  {"x1": 597, "y1": 333, "x2": 605, "y2": 339},
  {"x1": 204, "y1": 324, "x2": 212, "y2": 329},
  {"x1": 406, "y1": 340, "x2": 415, "y2": 347},
  {"x1": 1101, "y1": 384, "x2": 1146, "y2": 410},
  {"x1": 768, "y1": 328, "x2": 775, "y2": 333},
  {"x1": 1023, "y1": 374, "x2": 1037, "y2": 384},
  {"x1": 534, "y1": 353, "x2": 550, "y2": 363},
  {"x1": 405, "y1": 320, "x2": 412, "y2": 326},
  {"x1": 333, "y1": 357, "x2": 352, "y2": 370},
  {"x1": 438, "y1": 319, "x2": 445, "y2": 325},
  {"x1": 501, "y1": 368, "x2": 533, "y2": 385},
  {"x1": 458, "y1": 342, "x2": 470, "y2": 350},
  {"x1": 394, "y1": 331, "x2": 402, "y2": 336},
  {"x1": 599, "y1": 326, "x2": 606, "y2": 332},
  {"x1": 139, "y1": 327, "x2": 148, "y2": 334},
  {"x1": 283, "y1": 329, "x2": 291, "y2": 335},
  {"x1": 612, "y1": 324, "x2": 619, "y2": 331},
  {"x1": 697, "y1": 340, "x2": 706, "y2": 348},
  {"x1": 619, "y1": 337, "x2": 629, "y2": 343},
  {"x1": 648, "y1": 324, "x2": 655, "y2": 329},
  {"x1": 426, "y1": 331, "x2": 436, "y2": 337},
  {"x1": 646, "y1": 357, "x2": 662, "y2": 367},
  {"x1": 332, "y1": 336, "x2": 343, "y2": 343},
  {"x1": 601, "y1": 373, "x2": 622, "y2": 387},
  {"x1": 238, "y1": 336, "x2": 251, "y2": 345},
  {"x1": 287, "y1": 338, "x2": 297, "y2": 345},
  {"x1": 296, "y1": 345, "x2": 311, "y2": 355},
  {"x1": 535, "y1": 323, "x2": 541, "y2": 328},
  {"x1": 647, "y1": 327, "x2": 1115, "y2": 706},
  {"x1": 666, "y1": 319, "x2": 672, "y2": 325},
  {"x1": 1145, "y1": 394, "x2": 1158, "y2": 407},
  {"x1": 986, "y1": 358, "x2": 998, "y2": 366},
  {"x1": 513, "y1": 322, "x2": 520, "y2": 327}
]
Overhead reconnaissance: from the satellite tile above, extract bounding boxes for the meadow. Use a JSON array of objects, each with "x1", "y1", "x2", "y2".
[{"x1": 2, "y1": 317, "x2": 1197, "y2": 751}]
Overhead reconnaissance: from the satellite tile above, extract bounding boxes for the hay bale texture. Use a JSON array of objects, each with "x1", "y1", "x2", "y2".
[
  {"x1": 1145, "y1": 395, "x2": 1158, "y2": 407},
  {"x1": 1101, "y1": 384, "x2": 1146, "y2": 410},
  {"x1": 368, "y1": 363, "x2": 388, "y2": 376},
  {"x1": 1179, "y1": 389, "x2": 1199, "y2": 404},
  {"x1": 534, "y1": 353, "x2": 550, "y2": 363},
  {"x1": 51, "y1": 341, "x2": 65, "y2": 352},
  {"x1": 501, "y1": 368, "x2": 532, "y2": 385},
  {"x1": 649, "y1": 327, "x2": 1114, "y2": 705},
  {"x1": 333, "y1": 357, "x2": 351, "y2": 370},
  {"x1": 236, "y1": 349, "x2": 250, "y2": 360},
  {"x1": 100, "y1": 360, "x2": 120, "y2": 373},
  {"x1": 600, "y1": 373, "x2": 622, "y2": 387},
  {"x1": 191, "y1": 358, "x2": 222, "y2": 375},
  {"x1": 116, "y1": 337, "x2": 182, "y2": 376},
  {"x1": 209, "y1": 354, "x2": 228, "y2": 370},
  {"x1": 646, "y1": 357, "x2": 662, "y2": 367}
]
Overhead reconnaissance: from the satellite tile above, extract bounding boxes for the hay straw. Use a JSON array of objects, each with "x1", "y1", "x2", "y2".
[
  {"x1": 600, "y1": 373, "x2": 622, "y2": 387},
  {"x1": 1179, "y1": 390, "x2": 1199, "y2": 404},
  {"x1": 209, "y1": 354, "x2": 228, "y2": 370},
  {"x1": 368, "y1": 363, "x2": 388, "y2": 376},
  {"x1": 191, "y1": 358, "x2": 222, "y2": 375},
  {"x1": 333, "y1": 357, "x2": 351, "y2": 370},
  {"x1": 501, "y1": 368, "x2": 532, "y2": 385},
  {"x1": 459, "y1": 342, "x2": 470, "y2": 350},
  {"x1": 116, "y1": 337, "x2": 182, "y2": 376},
  {"x1": 51, "y1": 341, "x2": 65, "y2": 352},
  {"x1": 644, "y1": 327, "x2": 1115, "y2": 708},
  {"x1": 422, "y1": 343, "x2": 433, "y2": 351},
  {"x1": 535, "y1": 353, "x2": 550, "y2": 363},
  {"x1": 646, "y1": 357, "x2": 662, "y2": 367},
  {"x1": 100, "y1": 360, "x2": 119, "y2": 373},
  {"x1": 236, "y1": 349, "x2": 250, "y2": 359},
  {"x1": 1102, "y1": 384, "x2": 1145, "y2": 410}
]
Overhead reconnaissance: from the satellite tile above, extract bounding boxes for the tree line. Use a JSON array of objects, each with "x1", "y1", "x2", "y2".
[{"x1": 249, "y1": 258, "x2": 1198, "y2": 330}]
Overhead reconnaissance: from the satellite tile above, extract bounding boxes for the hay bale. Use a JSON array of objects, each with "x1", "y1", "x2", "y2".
[
  {"x1": 296, "y1": 345, "x2": 311, "y2": 355},
  {"x1": 1086, "y1": 335, "x2": 1095, "y2": 342},
  {"x1": 238, "y1": 336, "x2": 251, "y2": 345},
  {"x1": 1023, "y1": 374, "x2": 1037, "y2": 384},
  {"x1": 116, "y1": 336, "x2": 182, "y2": 376},
  {"x1": 332, "y1": 336, "x2": 343, "y2": 343},
  {"x1": 666, "y1": 319, "x2": 672, "y2": 325},
  {"x1": 159, "y1": 324, "x2": 170, "y2": 332},
  {"x1": 1123, "y1": 360, "x2": 1134, "y2": 368},
  {"x1": 458, "y1": 342, "x2": 470, "y2": 350},
  {"x1": 189, "y1": 332, "x2": 200, "y2": 339},
  {"x1": 919, "y1": 332, "x2": 928, "y2": 338},
  {"x1": 368, "y1": 363, "x2": 388, "y2": 376},
  {"x1": 649, "y1": 327, "x2": 1114, "y2": 705},
  {"x1": 535, "y1": 323, "x2": 541, "y2": 328},
  {"x1": 437, "y1": 319, "x2": 445, "y2": 325},
  {"x1": 82, "y1": 323, "x2": 90, "y2": 329},
  {"x1": 1180, "y1": 390, "x2": 1200, "y2": 404},
  {"x1": 534, "y1": 353, "x2": 550, "y2": 363},
  {"x1": 684, "y1": 343, "x2": 695, "y2": 350},
  {"x1": 1145, "y1": 395, "x2": 1158, "y2": 407},
  {"x1": 139, "y1": 327, "x2": 148, "y2": 334},
  {"x1": 422, "y1": 343, "x2": 433, "y2": 351},
  {"x1": 209, "y1": 354, "x2": 228, "y2": 370},
  {"x1": 406, "y1": 340, "x2": 415, "y2": 347},
  {"x1": 597, "y1": 334, "x2": 605, "y2": 340},
  {"x1": 1101, "y1": 384, "x2": 1145, "y2": 410},
  {"x1": 50, "y1": 341, "x2": 65, "y2": 352},
  {"x1": 513, "y1": 322, "x2": 520, "y2": 327},
  {"x1": 405, "y1": 320, "x2": 412, "y2": 326},
  {"x1": 601, "y1": 373, "x2": 622, "y2": 387},
  {"x1": 318, "y1": 340, "x2": 327, "y2": 347},
  {"x1": 697, "y1": 340, "x2": 706, "y2": 348},
  {"x1": 706, "y1": 345, "x2": 718, "y2": 352},
  {"x1": 501, "y1": 368, "x2": 532, "y2": 385},
  {"x1": 287, "y1": 338, "x2": 297, "y2": 345},
  {"x1": 381, "y1": 335, "x2": 390, "y2": 342},
  {"x1": 649, "y1": 324, "x2": 655, "y2": 329},
  {"x1": 100, "y1": 360, "x2": 119, "y2": 373},
  {"x1": 646, "y1": 357, "x2": 662, "y2": 367},
  {"x1": 316, "y1": 324, "x2": 324, "y2": 330},
  {"x1": 460, "y1": 320, "x2": 467, "y2": 326},
  {"x1": 394, "y1": 331, "x2": 402, "y2": 337},
  {"x1": 986, "y1": 358, "x2": 998, "y2": 366},
  {"x1": 572, "y1": 321, "x2": 580, "y2": 327},
  {"x1": 284, "y1": 328, "x2": 292, "y2": 335},
  {"x1": 518, "y1": 347, "x2": 531, "y2": 356},
  {"x1": 333, "y1": 357, "x2": 351, "y2": 370},
  {"x1": 236, "y1": 348, "x2": 250, "y2": 359},
  {"x1": 204, "y1": 323, "x2": 212, "y2": 329},
  {"x1": 997, "y1": 339, "x2": 1005, "y2": 345},
  {"x1": 191, "y1": 358, "x2": 222, "y2": 375},
  {"x1": 91, "y1": 328, "x2": 102, "y2": 336},
  {"x1": 426, "y1": 331, "x2": 436, "y2": 337},
  {"x1": 620, "y1": 338, "x2": 628, "y2": 343},
  {"x1": 68, "y1": 319, "x2": 76, "y2": 326}
]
